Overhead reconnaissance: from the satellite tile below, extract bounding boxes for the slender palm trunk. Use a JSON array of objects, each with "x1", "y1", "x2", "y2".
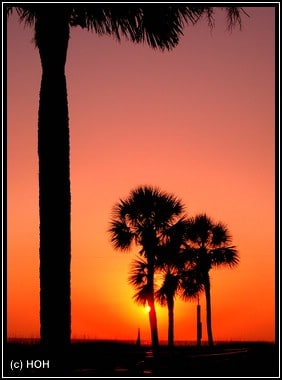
[
  {"x1": 167, "y1": 295, "x2": 174, "y2": 348},
  {"x1": 36, "y1": 9, "x2": 71, "y2": 349},
  {"x1": 203, "y1": 273, "x2": 214, "y2": 347},
  {"x1": 197, "y1": 303, "x2": 202, "y2": 347},
  {"x1": 148, "y1": 298, "x2": 159, "y2": 350},
  {"x1": 147, "y1": 258, "x2": 159, "y2": 350}
]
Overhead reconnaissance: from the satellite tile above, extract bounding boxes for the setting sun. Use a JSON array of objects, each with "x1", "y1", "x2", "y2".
[{"x1": 145, "y1": 305, "x2": 151, "y2": 313}]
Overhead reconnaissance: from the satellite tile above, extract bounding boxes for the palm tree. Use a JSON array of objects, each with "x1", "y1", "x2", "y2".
[
  {"x1": 183, "y1": 213, "x2": 239, "y2": 347},
  {"x1": 154, "y1": 217, "x2": 189, "y2": 348},
  {"x1": 108, "y1": 185, "x2": 186, "y2": 349},
  {"x1": 6, "y1": 4, "x2": 245, "y2": 349},
  {"x1": 128, "y1": 217, "x2": 188, "y2": 348},
  {"x1": 155, "y1": 268, "x2": 181, "y2": 349},
  {"x1": 130, "y1": 257, "x2": 182, "y2": 349}
]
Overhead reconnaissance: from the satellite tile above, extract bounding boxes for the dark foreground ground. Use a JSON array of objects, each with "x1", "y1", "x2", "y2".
[{"x1": 3, "y1": 340, "x2": 279, "y2": 377}]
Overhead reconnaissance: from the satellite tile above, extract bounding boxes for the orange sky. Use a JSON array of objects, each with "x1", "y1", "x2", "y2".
[{"x1": 6, "y1": 6, "x2": 276, "y2": 343}]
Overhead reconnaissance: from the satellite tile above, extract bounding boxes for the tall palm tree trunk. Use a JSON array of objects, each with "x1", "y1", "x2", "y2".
[
  {"x1": 36, "y1": 9, "x2": 71, "y2": 349},
  {"x1": 167, "y1": 296, "x2": 174, "y2": 348},
  {"x1": 204, "y1": 274, "x2": 214, "y2": 347}
]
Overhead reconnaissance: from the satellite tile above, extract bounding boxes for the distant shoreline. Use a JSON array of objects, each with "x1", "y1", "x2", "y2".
[{"x1": 6, "y1": 337, "x2": 275, "y2": 345}]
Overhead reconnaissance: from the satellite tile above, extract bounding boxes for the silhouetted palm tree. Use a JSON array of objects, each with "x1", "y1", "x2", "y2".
[
  {"x1": 155, "y1": 268, "x2": 181, "y2": 348},
  {"x1": 109, "y1": 185, "x2": 186, "y2": 349},
  {"x1": 128, "y1": 217, "x2": 188, "y2": 348},
  {"x1": 183, "y1": 213, "x2": 239, "y2": 347},
  {"x1": 154, "y1": 217, "x2": 189, "y2": 348},
  {"x1": 6, "y1": 4, "x2": 245, "y2": 349}
]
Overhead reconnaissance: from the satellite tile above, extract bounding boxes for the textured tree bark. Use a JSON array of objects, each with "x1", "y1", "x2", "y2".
[{"x1": 36, "y1": 8, "x2": 71, "y2": 349}]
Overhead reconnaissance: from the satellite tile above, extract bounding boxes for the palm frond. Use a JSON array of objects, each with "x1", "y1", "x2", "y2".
[
  {"x1": 7, "y1": 5, "x2": 246, "y2": 50},
  {"x1": 211, "y1": 222, "x2": 232, "y2": 246},
  {"x1": 155, "y1": 270, "x2": 181, "y2": 306},
  {"x1": 211, "y1": 246, "x2": 239, "y2": 268},
  {"x1": 132, "y1": 285, "x2": 150, "y2": 306},
  {"x1": 128, "y1": 257, "x2": 148, "y2": 287},
  {"x1": 222, "y1": 6, "x2": 248, "y2": 30},
  {"x1": 124, "y1": 185, "x2": 185, "y2": 228},
  {"x1": 186, "y1": 213, "x2": 213, "y2": 245},
  {"x1": 180, "y1": 268, "x2": 204, "y2": 301},
  {"x1": 78, "y1": 5, "x2": 205, "y2": 50},
  {"x1": 162, "y1": 216, "x2": 189, "y2": 246},
  {"x1": 181, "y1": 247, "x2": 200, "y2": 266},
  {"x1": 128, "y1": 257, "x2": 150, "y2": 306},
  {"x1": 108, "y1": 219, "x2": 133, "y2": 251},
  {"x1": 12, "y1": 6, "x2": 37, "y2": 26}
]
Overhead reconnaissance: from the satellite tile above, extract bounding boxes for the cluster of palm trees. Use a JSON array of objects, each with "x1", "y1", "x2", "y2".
[
  {"x1": 109, "y1": 185, "x2": 239, "y2": 349},
  {"x1": 7, "y1": 4, "x2": 246, "y2": 350}
]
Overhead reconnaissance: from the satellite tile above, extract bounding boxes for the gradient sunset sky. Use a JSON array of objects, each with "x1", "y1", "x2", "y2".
[{"x1": 7, "y1": 5, "x2": 276, "y2": 343}]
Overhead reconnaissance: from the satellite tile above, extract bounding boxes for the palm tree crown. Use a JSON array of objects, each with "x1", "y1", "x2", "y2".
[
  {"x1": 109, "y1": 185, "x2": 185, "y2": 254},
  {"x1": 184, "y1": 213, "x2": 239, "y2": 269},
  {"x1": 7, "y1": 5, "x2": 246, "y2": 50}
]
